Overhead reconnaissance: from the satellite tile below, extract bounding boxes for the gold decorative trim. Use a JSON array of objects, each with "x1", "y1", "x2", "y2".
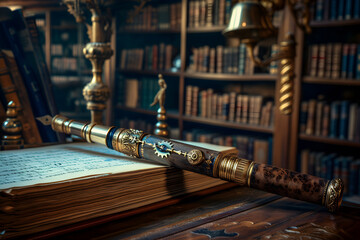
[
  {"x1": 114, "y1": 129, "x2": 144, "y2": 157},
  {"x1": 246, "y1": 162, "x2": 255, "y2": 187},
  {"x1": 322, "y1": 180, "x2": 330, "y2": 206},
  {"x1": 235, "y1": 159, "x2": 252, "y2": 186},
  {"x1": 216, "y1": 155, "x2": 251, "y2": 186},
  {"x1": 324, "y1": 178, "x2": 344, "y2": 212},
  {"x1": 84, "y1": 123, "x2": 96, "y2": 143},
  {"x1": 187, "y1": 149, "x2": 205, "y2": 166}
]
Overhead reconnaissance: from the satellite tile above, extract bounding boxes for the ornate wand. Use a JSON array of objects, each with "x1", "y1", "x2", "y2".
[{"x1": 38, "y1": 115, "x2": 344, "y2": 212}]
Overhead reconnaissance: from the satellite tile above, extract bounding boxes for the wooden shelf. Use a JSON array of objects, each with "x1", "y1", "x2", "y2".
[
  {"x1": 117, "y1": 29, "x2": 180, "y2": 34},
  {"x1": 310, "y1": 19, "x2": 360, "y2": 27},
  {"x1": 117, "y1": 69, "x2": 181, "y2": 77},
  {"x1": 299, "y1": 134, "x2": 360, "y2": 148},
  {"x1": 183, "y1": 116, "x2": 273, "y2": 133},
  {"x1": 184, "y1": 72, "x2": 277, "y2": 81},
  {"x1": 116, "y1": 105, "x2": 180, "y2": 119},
  {"x1": 303, "y1": 77, "x2": 360, "y2": 86},
  {"x1": 187, "y1": 25, "x2": 226, "y2": 33}
]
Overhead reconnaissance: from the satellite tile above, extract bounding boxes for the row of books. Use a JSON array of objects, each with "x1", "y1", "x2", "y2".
[
  {"x1": 51, "y1": 75, "x2": 91, "y2": 86},
  {"x1": 117, "y1": 77, "x2": 160, "y2": 110},
  {"x1": 185, "y1": 85, "x2": 274, "y2": 127},
  {"x1": 300, "y1": 99, "x2": 360, "y2": 142},
  {"x1": 307, "y1": 43, "x2": 360, "y2": 80},
  {"x1": 313, "y1": 0, "x2": 360, "y2": 21},
  {"x1": 119, "y1": 44, "x2": 178, "y2": 71},
  {"x1": 52, "y1": 57, "x2": 78, "y2": 73},
  {"x1": 184, "y1": 129, "x2": 273, "y2": 164},
  {"x1": 118, "y1": 3, "x2": 182, "y2": 31},
  {"x1": 187, "y1": 44, "x2": 278, "y2": 75},
  {"x1": 188, "y1": 0, "x2": 231, "y2": 28},
  {"x1": 51, "y1": 43, "x2": 84, "y2": 57},
  {"x1": 300, "y1": 149, "x2": 360, "y2": 196},
  {"x1": 0, "y1": 8, "x2": 63, "y2": 144}
]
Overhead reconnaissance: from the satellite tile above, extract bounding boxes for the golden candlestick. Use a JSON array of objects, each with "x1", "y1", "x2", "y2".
[{"x1": 63, "y1": 0, "x2": 113, "y2": 124}]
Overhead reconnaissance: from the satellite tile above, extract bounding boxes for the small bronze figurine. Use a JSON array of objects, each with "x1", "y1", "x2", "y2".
[
  {"x1": 1, "y1": 101, "x2": 24, "y2": 150},
  {"x1": 150, "y1": 74, "x2": 169, "y2": 137}
]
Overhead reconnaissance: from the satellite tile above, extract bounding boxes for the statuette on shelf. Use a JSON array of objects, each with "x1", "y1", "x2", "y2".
[{"x1": 150, "y1": 74, "x2": 169, "y2": 138}]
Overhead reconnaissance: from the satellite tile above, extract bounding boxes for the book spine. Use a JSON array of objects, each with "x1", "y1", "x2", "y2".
[
  {"x1": 185, "y1": 85, "x2": 193, "y2": 116},
  {"x1": 206, "y1": 88, "x2": 213, "y2": 118},
  {"x1": 315, "y1": 100, "x2": 324, "y2": 136},
  {"x1": 330, "y1": 0, "x2": 338, "y2": 20},
  {"x1": 354, "y1": 0, "x2": 360, "y2": 18},
  {"x1": 1, "y1": 18, "x2": 58, "y2": 142},
  {"x1": 241, "y1": 95, "x2": 249, "y2": 124},
  {"x1": 0, "y1": 50, "x2": 43, "y2": 144},
  {"x1": 321, "y1": 104, "x2": 330, "y2": 137},
  {"x1": 24, "y1": 15, "x2": 59, "y2": 120},
  {"x1": 345, "y1": 0, "x2": 353, "y2": 20},
  {"x1": 338, "y1": 0, "x2": 345, "y2": 20},
  {"x1": 309, "y1": 45, "x2": 319, "y2": 77},
  {"x1": 347, "y1": 103, "x2": 358, "y2": 141},
  {"x1": 316, "y1": 0, "x2": 324, "y2": 21},
  {"x1": 341, "y1": 44, "x2": 350, "y2": 79},
  {"x1": 330, "y1": 101, "x2": 340, "y2": 138},
  {"x1": 339, "y1": 100, "x2": 349, "y2": 139},
  {"x1": 306, "y1": 99, "x2": 316, "y2": 135},
  {"x1": 235, "y1": 94, "x2": 242, "y2": 123},
  {"x1": 324, "y1": 43, "x2": 333, "y2": 78},
  {"x1": 348, "y1": 43, "x2": 356, "y2": 79},
  {"x1": 228, "y1": 92, "x2": 236, "y2": 122},
  {"x1": 300, "y1": 101, "x2": 308, "y2": 134},
  {"x1": 331, "y1": 43, "x2": 342, "y2": 79},
  {"x1": 317, "y1": 44, "x2": 326, "y2": 78}
]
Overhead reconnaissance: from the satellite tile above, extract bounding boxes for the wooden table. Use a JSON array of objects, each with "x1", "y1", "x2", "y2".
[{"x1": 31, "y1": 186, "x2": 360, "y2": 240}]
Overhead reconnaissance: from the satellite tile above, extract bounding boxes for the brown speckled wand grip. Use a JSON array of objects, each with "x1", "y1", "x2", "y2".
[
  {"x1": 249, "y1": 163, "x2": 344, "y2": 212},
  {"x1": 214, "y1": 156, "x2": 344, "y2": 212}
]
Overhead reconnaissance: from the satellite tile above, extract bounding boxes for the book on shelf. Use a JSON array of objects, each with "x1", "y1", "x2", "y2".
[
  {"x1": 183, "y1": 129, "x2": 273, "y2": 164},
  {"x1": 0, "y1": 141, "x2": 235, "y2": 239},
  {"x1": 0, "y1": 50, "x2": 42, "y2": 144},
  {"x1": 0, "y1": 8, "x2": 60, "y2": 143},
  {"x1": 125, "y1": 78, "x2": 139, "y2": 108},
  {"x1": 302, "y1": 97, "x2": 360, "y2": 142},
  {"x1": 314, "y1": 0, "x2": 360, "y2": 21},
  {"x1": 119, "y1": 2, "x2": 181, "y2": 31},
  {"x1": 120, "y1": 44, "x2": 177, "y2": 72}
]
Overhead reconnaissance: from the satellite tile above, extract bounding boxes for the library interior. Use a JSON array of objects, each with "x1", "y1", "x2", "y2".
[{"x1": 0, "y1": 0, "x2": 360, "y2": 239}]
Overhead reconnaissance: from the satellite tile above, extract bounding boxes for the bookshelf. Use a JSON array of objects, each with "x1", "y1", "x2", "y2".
[
  {"x1": 289, "y1": 1, "x2": 360, "y2": 201},
  {"x1": 111, "y1": 0, "x2": 285, "y2": 167},
  {"x1": 23, "y1": 8, "x2": 92, "y2": 121}
]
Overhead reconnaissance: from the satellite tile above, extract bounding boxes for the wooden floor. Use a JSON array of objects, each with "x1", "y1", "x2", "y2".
[{"x1": 30, "y1": 186, "x2": 360, "y2": 240}]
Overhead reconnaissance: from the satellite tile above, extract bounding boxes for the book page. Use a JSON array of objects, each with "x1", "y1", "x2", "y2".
[{"x1": 0, "y1": 142, "x2": 165, "y2": 190}]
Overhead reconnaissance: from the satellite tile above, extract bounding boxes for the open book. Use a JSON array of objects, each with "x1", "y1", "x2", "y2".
[{"x1": 0, "y1": 142, "x2": 235, "y2": 239}]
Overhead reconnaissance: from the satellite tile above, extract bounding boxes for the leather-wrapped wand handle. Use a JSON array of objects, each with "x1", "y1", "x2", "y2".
[{"x1": 49, "y1": 115, "x2": 344, "y2": 212}]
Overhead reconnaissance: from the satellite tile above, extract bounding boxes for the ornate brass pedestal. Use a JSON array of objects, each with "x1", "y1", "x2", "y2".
[
  {"x1": 83, "y1": 42, "x2": 112, "y2": 124},
  {"x1": 63, "y1": 0, "x2": 113, "y2": 124}
]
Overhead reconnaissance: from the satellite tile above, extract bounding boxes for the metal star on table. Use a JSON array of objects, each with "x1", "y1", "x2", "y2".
[{"x1": 192, "y1": 228, "x2": 238, "y2": 239}]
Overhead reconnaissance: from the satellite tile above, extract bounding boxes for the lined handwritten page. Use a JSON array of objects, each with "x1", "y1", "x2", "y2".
[{"x1": 0, "y1": 143, "x2": 165, "y2": 190}]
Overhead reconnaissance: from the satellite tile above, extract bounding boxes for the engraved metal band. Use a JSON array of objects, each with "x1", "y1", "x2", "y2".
[
  {"x1": 324, "y1": 178, "x2": 344, "y2": 213},
  {"x1": 216, "y1": 155, "x2": 252, "y2": 186},
  {"x1": 112, "y1": 128, "x2": 145, "y2": 157}
]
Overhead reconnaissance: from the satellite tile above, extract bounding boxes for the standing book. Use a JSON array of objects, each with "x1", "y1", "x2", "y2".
[
  {"x1": 0, "y1": 50, "x2": 42, "y2": 144},
  {"x1": 0, "y1": 8, "x2": 58, "y2": 142}
]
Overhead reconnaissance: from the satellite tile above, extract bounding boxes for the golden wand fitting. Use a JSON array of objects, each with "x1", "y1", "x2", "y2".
[{"x1": 44, "y1": 115, "x2": 344, "y2": 212}]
